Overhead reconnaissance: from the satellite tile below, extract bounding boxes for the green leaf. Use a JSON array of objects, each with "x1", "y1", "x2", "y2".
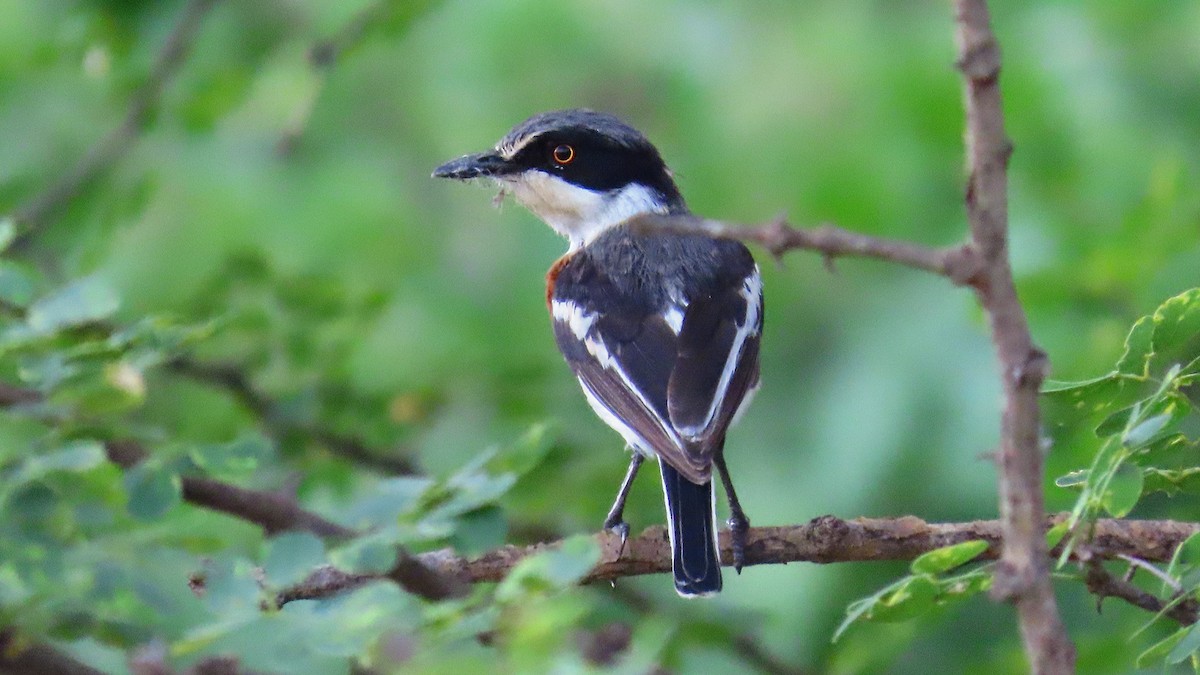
[
  {"x1": 1125, "y1": 412, "x2": 1173, "y2": 447},
  {"x1": 423, "y1": 451, "x2": 517, "y2": 521},
  {"x1": 192, "y1": 555, "x2": 262, "y2": 621},
  {"x1": 342, "y1": 476, "x2": 435, "y2": 530},
  {"x1": 1138, "y1": 626, "x2": 1190, "y2": 668},
  {"x1": 26, "y1": 275, "x2": 120, "y2": 334},
  {"x1": 123, "y1": 462, "x2": 181, "y2": 521},
  {"x1": 0, "y1": 262, "x2": 35, "y2": 307},
  {"x1": 1117, "y1": 315, "x2": 1156, "y2": 376},
  {"x1": 1143, "y1": 467, "x2": 1200, "y2": 497},
  {"x1": 1095, "y1": 405, "x2": 1132, "y2": 438},
  {"x1": 1045, "y1": 522, "x2": 1069, "y2": 550},
  {"x1": 833, "y1": 575, "x2": 940, "y2": 643},
  {"x1": 1150, "y1": 288, "x2": 1200, "y2": 376},
  {"x1": 1176, "y1": 532, "x2": 1200, "y2": 569},
  {"x1": 44, "y1": 361, "x2": 148, "y2": 415},
  {"x1": 0, "y1": 217, "x2": 15, "y2": 252},
  {"x1": 833, "y1": 589, "x2": 890, "y2": 642},
  {"x1": 330, "y1": 537, "x2": 398, "y2": 574},
  {"x1": 1054, "y1": 470, "x2": 1088, "y2": 489},
  {"x1": 1040, "y1": 373, "x2": 1142, "y2": 439},
  {"x1": 1041, "y1": 373, "x2": 1120, "y2": 394},
  {"x1": 10, "y1": 441, "x2": 107, "y2": 488},
  {"x1": 941, "y1": 569, "x2": 993, "y2": 599},
  {"x1": 263, "y1": 533, "x2": 327, "y2": 586},
  {"x1": 495, "y1": 535, "x2": 600, "y2": 602},
  {"x1": 449, "y1": 506, "x2": 508, "y2": 556},
  {"x1": 0, "y1": 566, "x2": 31, "y2": 606},
  {"x1": 190, "y1": 434, "x2": 271, "y2": 479},
  {"x1": 1101, "y1": 461, "x2": 1143, "y2": 517},
  {"x1": 910, "y1": 540, "x2": 989, "y2": 575},
  {"x1": 485, "y1": 423, "x2": 556, "y2": 477},
  {"x1": 1168, "y1": 621, "x2": 1200, "y2": 664},
  {"x1": 865, "y1": 575, "x2": 939, "y2": 623}
]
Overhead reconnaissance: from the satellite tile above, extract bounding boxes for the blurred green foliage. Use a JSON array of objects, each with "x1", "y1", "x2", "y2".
[{"x1": 1, "y1": 0, "x2": 1199, "y2": 673}]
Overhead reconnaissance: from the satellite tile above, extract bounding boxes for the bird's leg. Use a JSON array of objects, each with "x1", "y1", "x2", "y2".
[
  {"x1": 713, "y1": 452, "x2": 750, "y2": 573},
  {"x1": 603, "y1": 452, "x2": 645, "y2": 556}
]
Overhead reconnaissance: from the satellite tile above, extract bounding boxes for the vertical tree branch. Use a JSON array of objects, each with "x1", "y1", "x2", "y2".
[{"x1": 953, "y1": 1, "x2": 1076, "y2": 672}]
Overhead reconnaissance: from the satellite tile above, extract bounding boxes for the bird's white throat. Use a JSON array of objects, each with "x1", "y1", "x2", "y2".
[{"x1": 502, "y1": 171, "x2": 668, "y2": 250}]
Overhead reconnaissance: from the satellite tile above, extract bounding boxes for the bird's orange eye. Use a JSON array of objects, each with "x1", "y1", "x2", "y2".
[{"x1": 552, "y1": 144, "x2": 575, "y2": 165}]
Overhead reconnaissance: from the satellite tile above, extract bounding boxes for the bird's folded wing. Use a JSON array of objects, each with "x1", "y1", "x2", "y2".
[
  {"x1": 667, "y1": 269, "x2": 763, "y2": 451},
  {"x1": 553, "y1": 300, "x2": 712, "y2": 483},
  {"x1": 551, "y1": 268, "x2": 762, "y2": 484}
]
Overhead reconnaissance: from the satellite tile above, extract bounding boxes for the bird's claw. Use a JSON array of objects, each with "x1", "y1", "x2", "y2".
[
  {"x1": 727, "y1": 513, "x2": 750, "y2": 574},
  {"x1": 604, "y1": 518, "x2": 631, "y2": 557}
]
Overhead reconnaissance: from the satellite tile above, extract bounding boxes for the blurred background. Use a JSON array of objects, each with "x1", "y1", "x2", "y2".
[{"x1": 1, "y1": 0, "x2": 1199, "y2": 673}]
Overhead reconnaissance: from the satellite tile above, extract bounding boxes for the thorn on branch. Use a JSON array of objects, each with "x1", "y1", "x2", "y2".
[
  {"x1": 1013, "y1": 348, "x2": 1050, "y2": 388},
  {"x1": 821, "y1": 252, "x2": 838, "y2": 275},
  {"x1": 1000, "y1": 139, "x2": 1015, "y2": 166},
  {"x1": 1083, "y1": 559, "x2": 1199, "y2": 626},
  {"x1": 955, "y1": 39, "x2": 1002, "y2": 85},
  {"x1": 955, "y1": 0, "x2": 1073, "y2": 668},
  {"x1": 761, "y1": 214, "x2": 794, "y2": 262}
]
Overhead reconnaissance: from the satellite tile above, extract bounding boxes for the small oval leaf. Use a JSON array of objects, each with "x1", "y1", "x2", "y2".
[
  {"x1": 867, "y1": 575, "x2": 939, "y2": 623},
  {"x1": 1176, "y1": 531, "x2": 1200, "y2": 568},
  {"x1": 1138, "y1": 626, "x2": 1189, "y2": 668},
  {"x1": 124, "y1": 462, "x2": 181, "y2": 521},
  {"x1": 263, "y1": 532, "x2": 327, "y2": 586},
  {"x1": 1124, "y1": 413, "x2": 1173, "y2": 448},
  {"x1": 1166, "y1": 622, "x2": 1200, "y2": 664},
  {"x1": 1101, "y1": 462, "x2": 1144, "y2": 518},
  {"x1": 911, "y1": 540, "x2": 990, "y2": 575},
  {"x1": 27, "y1": 275, "x2": 120, "y2": 335},
  {"x1": 1054, "y1": 470, "x2": 1088, "y2": 489},
  {"x1": 1044, "y1": 522, "x2": 1069, "y2": 550}
]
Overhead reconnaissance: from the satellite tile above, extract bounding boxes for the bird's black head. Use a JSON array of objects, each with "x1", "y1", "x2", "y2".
[{"x1": 434, "y1": 109, "x2": 686, "y2": 247}]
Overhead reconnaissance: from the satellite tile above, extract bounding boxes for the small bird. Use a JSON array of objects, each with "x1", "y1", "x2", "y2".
[{"x1": 434, "y1": 109, "x2": 762, "y2": 596}]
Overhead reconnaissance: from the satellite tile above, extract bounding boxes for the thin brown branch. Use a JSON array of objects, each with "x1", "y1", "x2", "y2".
[
  {"x1": 0, "y1": 628, "x2": 106, "y2": 675},
  {"x1": 267, "y1": 515, "x2": 1199, "y2": 604},
  {"x1": 953, "y1": 2, "x2": 1075, "y2": 671},
  {"x1": 1084, "y1": 561, "x2": 1199, "y2": 626},
  {"x1": 7, "y1": 0, "x2": 221, "y2": 245},
  {"x1": 269, "y1": 548, "x2": 469, "y2": 604},
  {"x1": 277, "y1": 0, "x2": 440, "y2": 155},
  {"x1": 276, "y1": 0, "x2": 383, "y2": 155},
  {"x1": 2, "y1": 379, "x2": 465, "y2": 601},
  {"x1": 699, "y1": 216, "x2": 982, "y2": 285},
  {"x1": 1, "y1": 381, "x2": 353, "y2": 538},
  {"x1": 107, "y1": 438, "x2": 356, "y2": 539},
  {"x1": 0, "y1": 381, "x2": 44, "y2": 407},
  {"x1": 166, "y1": 357, "x2": 420, "y2": 475}
]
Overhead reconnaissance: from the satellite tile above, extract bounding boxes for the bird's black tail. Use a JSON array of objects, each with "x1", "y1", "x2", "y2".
[{"x1": 658, "y1": 460, "x2": 722, "y2": 596}]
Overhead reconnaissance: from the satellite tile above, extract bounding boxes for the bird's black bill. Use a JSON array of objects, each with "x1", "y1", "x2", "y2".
[{"x1": 432, "y1": 152, "x2": 511, "y2": 180}]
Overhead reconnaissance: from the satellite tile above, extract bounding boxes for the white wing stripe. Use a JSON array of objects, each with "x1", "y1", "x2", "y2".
[
  {"x1": 663, "y1": 305, "x2": 685, "y2": 334},
  {"x1": 677, "y1": 266, "x2": 762, "y2": 440},
  {"x1": 552, "y1": 299, "x2": 687, "y2": 455},
  {"x1": 551, "y1": 298, "x2": 596, "y2": 340}
]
